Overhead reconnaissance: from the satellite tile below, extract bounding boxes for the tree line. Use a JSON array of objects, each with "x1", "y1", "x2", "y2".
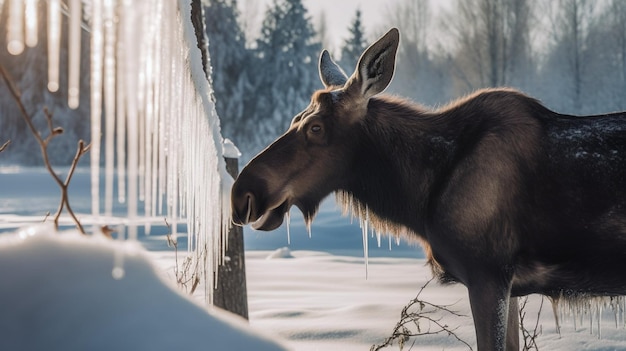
[
  {"x1": 207, "y1": 0, "x2": 626, "y2": 161},
  {"x1": 1, "y1": 0, "x2": 625, "y2": 164}
]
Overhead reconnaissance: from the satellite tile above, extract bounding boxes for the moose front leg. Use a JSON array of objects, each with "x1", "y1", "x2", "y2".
[
  {"x1": 506, "y1": 297, "x2": 519, "y2": 351},
  {"x1": 468, "y1": 275, "x2": 515, "y2": 351}
]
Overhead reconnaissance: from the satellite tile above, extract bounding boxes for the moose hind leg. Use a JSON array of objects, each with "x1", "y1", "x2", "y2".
[{"x1": 468, "y1": 277, "x2": 514, "y2": 351}]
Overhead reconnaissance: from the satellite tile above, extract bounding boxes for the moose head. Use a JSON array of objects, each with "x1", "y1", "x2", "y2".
[{"x1": 231, "y1": 29, "x2": 400, "y2": 231}]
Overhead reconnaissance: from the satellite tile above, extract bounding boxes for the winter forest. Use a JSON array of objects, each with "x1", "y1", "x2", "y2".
[{"x1": 2, "y1": 0, "x2": 626, "y2": 163}]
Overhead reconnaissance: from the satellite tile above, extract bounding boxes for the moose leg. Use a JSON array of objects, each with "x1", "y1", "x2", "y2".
[
  {"x1": 506, "y1": 297, "x2": 519, "y2": 351},
  {"x1": 468, "y1": 276, "x2": 513, "y2": 351}
]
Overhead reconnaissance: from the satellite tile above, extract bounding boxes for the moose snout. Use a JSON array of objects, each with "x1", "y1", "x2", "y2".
[{"x1": 231, "y1": 190, "x2": 255, "y2": 226}]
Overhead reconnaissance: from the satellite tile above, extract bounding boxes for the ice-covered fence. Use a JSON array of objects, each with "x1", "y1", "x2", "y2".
[{"x1": 2, "y1": 0, "x2": 231, "y2": 303}]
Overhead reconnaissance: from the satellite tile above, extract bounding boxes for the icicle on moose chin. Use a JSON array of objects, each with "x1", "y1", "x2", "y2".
[
  {"x1": 361, "y1": 206, "x2": 370, "y2": 279},
  {"x1": 306, "y1": 216, "x2": 312, "y2": 238},
  {"x1": 285, "y1": 211, "x2": 291, "y2": 245}
]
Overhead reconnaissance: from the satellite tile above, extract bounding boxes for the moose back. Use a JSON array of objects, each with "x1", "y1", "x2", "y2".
[{"x1": 231, "y1": 28, "x2": 626, "y2": 351}]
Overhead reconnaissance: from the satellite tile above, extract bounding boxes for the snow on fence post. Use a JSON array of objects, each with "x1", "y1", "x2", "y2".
[{"x1": 190, "y1": 0, "x2": 248, "y2": 318}]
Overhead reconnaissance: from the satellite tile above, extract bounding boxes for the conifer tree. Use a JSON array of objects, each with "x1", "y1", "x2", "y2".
[
  {"x1": 339, "y1": 9, "x2": 367, "y2": 73},
  {"x1": 204, "y1": 0, "x2": 253, "y2": 150},
  {"x1": 250, "y1": 0, "x2": 321, "y2": 153}
]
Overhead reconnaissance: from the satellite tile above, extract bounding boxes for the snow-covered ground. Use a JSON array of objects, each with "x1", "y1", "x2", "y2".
[{"x1": 2, "y1": 167, "x2": 626, "y2": 350}]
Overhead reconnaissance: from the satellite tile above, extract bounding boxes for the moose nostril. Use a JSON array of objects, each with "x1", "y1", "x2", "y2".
[
  {"x1": 232, "y1": 190, "x2": 255, "y2": 225},
  {"x1": 244, "y1": 192, "x2": 254, "y2": 224}
]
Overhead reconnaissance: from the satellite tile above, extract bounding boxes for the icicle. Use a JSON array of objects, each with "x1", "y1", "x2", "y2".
[
  {"x1": 90, "y1": 0, "x2": 104, "y2": 220},
  {"x1": 68, "y1": 0, "x2": 81, "y2": 109},
  {"x1": 24, "y1": 0, "x2": 37, "y2": 47},
  {"x1": 47, "y1": 0, "x2": 61, "y2": 91},
  {"x1": 306, "y1": 218, "x2": 312, "y2": 238},
  {"x1": 7, "y1": 0, "x2": 24, "y2": 55},
  {"x1": 597, "y1": 301, "x2": 602, "y2": 339},
  {"x1": 285, "y1": 211, "x2": 291, "y2": 245},
  {"x1": 388, "y1": 234, "x2": 392, "y2": 250},
  {"x1": 361, "y1": 206, "x2": 369, "y2": 279},
  {"x1": 103, "y1": 0, "x2": 116, "y2": 216},
  {"x1": 123, "y1": 0, "x2": 139, "y2": 240},
  {"x1": 116, "y1": 34, "x2": 126, "y2": 204}
]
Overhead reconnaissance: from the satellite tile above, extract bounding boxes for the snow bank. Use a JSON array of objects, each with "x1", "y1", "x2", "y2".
[
  {"x1": 266, "y1": 247, "x2": 295, "y2": 259},
  {"x1": 246, "y1": 250, "x2": 626, "y2": 351},
  {"x1": 0, "y1": 225, "x2": 287, "y2": 351}
]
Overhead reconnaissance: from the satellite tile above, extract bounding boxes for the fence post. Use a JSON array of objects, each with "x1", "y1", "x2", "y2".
[
  {"x1": 189, "y1": 1, "x2": 248, "y2": 319},
  {"x1": 214, "y1": 139, "x2": 249, "y2": 320}
]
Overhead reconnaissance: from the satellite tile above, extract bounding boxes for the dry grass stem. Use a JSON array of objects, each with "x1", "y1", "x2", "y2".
[{"x1": 371, "y1": 278, "x2": 473, "y2": 351}]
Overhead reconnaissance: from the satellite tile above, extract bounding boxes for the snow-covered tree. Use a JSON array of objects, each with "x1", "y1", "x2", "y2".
[
  {"x1": 537, "y1": 0, "x2": 594, "y2": 114},
  {"x1": 339, "y1": 9, "x2": 367, "y2": 73},
  {"x1": 249, "y1": 0, "x2": 321, "y2": 155},
  {"x1": 203, "y1": 0, "x2": 255, "y2": 150},
  {"x1": 444, "y1": 0, "x2": 535, "y2": 94},
  {"x1": 381, "y1": 0, "x2": 451, "y2": 106}
]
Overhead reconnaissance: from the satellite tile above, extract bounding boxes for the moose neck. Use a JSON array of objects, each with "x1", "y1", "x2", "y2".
[{"x1": 337, "y1": 96, "x2": 456, "y2": 239}]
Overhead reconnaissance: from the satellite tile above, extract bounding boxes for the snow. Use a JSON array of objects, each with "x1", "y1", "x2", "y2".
[
  {"x1": 0, "y1": 225, "x2": 287, "y2": 351},
  {"x1": 3, "y1": 169, "x2": 626, "y2": 350},
  {"x1": 266, "y1": 246, "x2": 294, "y2": 259},
  {"x1": 246, "y1": 251, "x2": 626, "y2": 351},
  {"x1": 3, "y1": 0, "x2": 626, "y2": 348},
  {"x1": 223, "y1": 138, "x2": 242, "y2": 159}
]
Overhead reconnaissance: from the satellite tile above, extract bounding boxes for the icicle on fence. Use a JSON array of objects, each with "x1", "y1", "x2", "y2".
[{"x1": 2, "y1": 0, "x2": 232, "y2": 304}]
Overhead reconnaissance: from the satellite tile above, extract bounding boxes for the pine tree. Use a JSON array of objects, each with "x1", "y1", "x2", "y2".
[
  {"x1": 251, "y1": 0, "x2": 321, "y2": 153},
  {"x1": 339, "y1": 9, "x2": 367, "y2": 73},
  {"x1": 204, "y1": 0, "x2": 253, "y2": 150}
]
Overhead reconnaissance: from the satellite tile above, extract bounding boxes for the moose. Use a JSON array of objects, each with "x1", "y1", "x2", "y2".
[{"x1": 231, "y1": 28, "x2": 626, "y2": 350}]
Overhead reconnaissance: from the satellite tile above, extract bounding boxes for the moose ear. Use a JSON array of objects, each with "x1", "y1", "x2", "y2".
[
  {"x1": 347, "y1": 28, "x2": 399, "y2": 100},
  {"x1": 319, "y1": 50, "x2": 348, "y2": 88}
]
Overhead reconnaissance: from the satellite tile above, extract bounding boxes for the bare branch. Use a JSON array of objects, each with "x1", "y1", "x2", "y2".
[
  {"x1": 519, "y1": 296, "x2": 543, "y2": 351},
  {"x1": 0, "y1": 140, "x2": 10, "y2": 153},
  {"x1": 0, "y1": 61, "x2": 90, "y2": 235},
  {"x1": 371, "y1": 278, "x2": 473, "y2": 351}
]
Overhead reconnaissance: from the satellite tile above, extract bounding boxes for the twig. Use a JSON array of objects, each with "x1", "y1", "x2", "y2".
[
  {"x1": 371, "y1": 278, "x2": 473, "y2": 351},
  {"x1": 0, "y1": 140, "x2": 10, "y2": 152},
  {"x1": 165, "y1": 217, "x2": 203, "y2": 295},
  {"x1": 0, "y1": 61, "x2": 90, "y2": 234},
  {"x1": 519, "y1": 296, "x2": 543, "y2": 351}
]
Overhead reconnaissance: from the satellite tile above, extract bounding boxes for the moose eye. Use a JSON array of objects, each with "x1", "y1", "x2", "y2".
[{"x1": 310, "y1": 124, "x2": 322, "y2": 134}]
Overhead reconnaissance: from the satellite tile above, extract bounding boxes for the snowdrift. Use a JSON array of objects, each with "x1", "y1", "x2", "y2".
[{"x1": 0, "y1": 225, "x2": 287, "y2": 351}]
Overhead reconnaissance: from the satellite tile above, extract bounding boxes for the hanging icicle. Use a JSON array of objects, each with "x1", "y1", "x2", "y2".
[
  {"x1": 47, "y1": 0, "x2": 61, "y2": 91},
  {"x1": 90, "y1": 0, "x2": 103, "y2": 220},
  {"x1": 103, "y1": 0, "x2": 116, "y2": 216},
  {"x1": 24, "y1": 0, "x2": 37, "y2": 47},
  {"x1": 67, "y1": 0, "x2": 81, "y2": 109},
  {"x1": 7, "y1": 0, "x2": 24, "y2": 55}
]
